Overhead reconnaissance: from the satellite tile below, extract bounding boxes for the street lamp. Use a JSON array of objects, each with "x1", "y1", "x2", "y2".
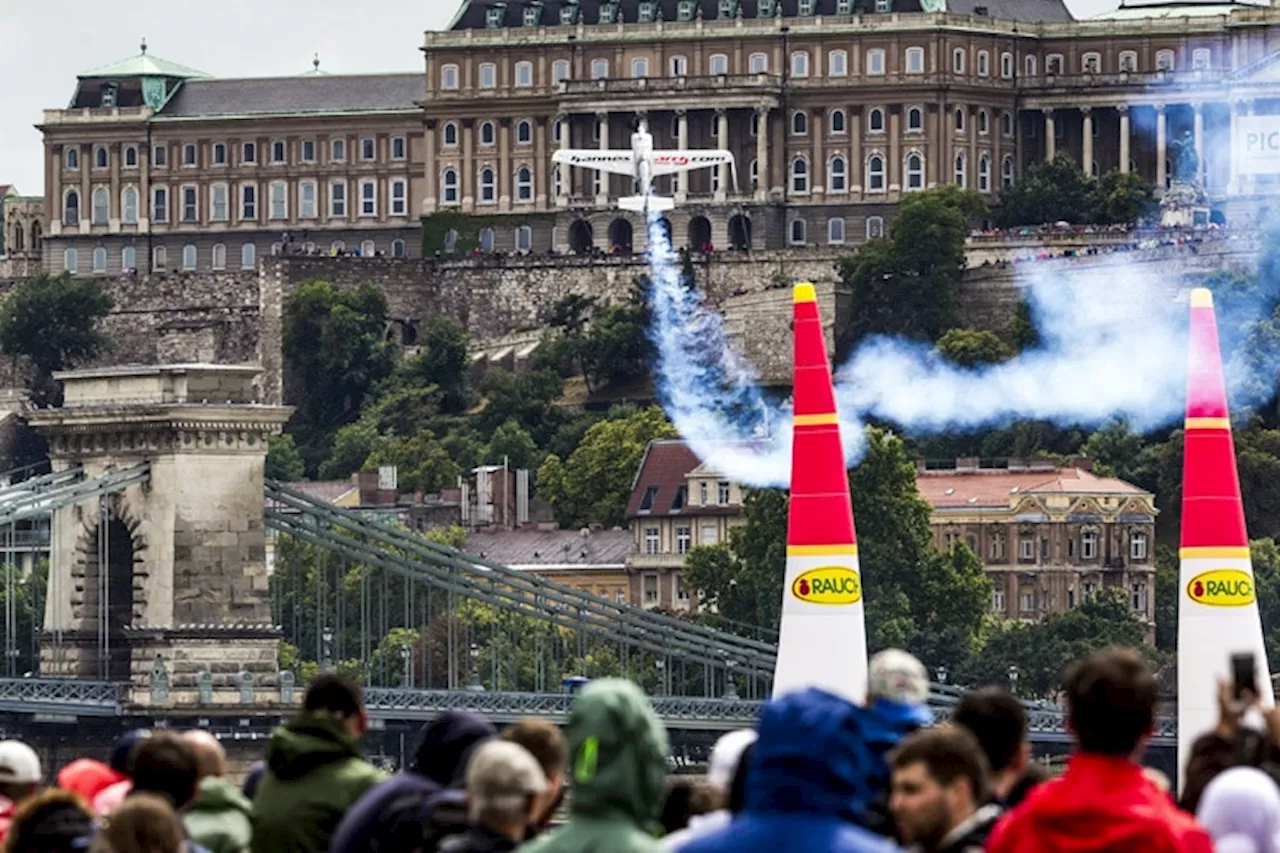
[
  {"x1": 467, "y1": 643, "x2": 483, "y2": 692},
  {"x1": 723, "y1": 660, "x2": 740, "y2": 700},
  {"x1": 654, "y1": 658, "x2": 666, "y2": 697},
  {"x1": 1008, "y1": 665, "x2": 1019, "y2": 694},
  {"x1": 400, "y1": 644, "x2": 412, "y2": 688},
  {"x1": 936, "y1": 665, "x2": 948, "y2": 685},
  {"x1": 321, "y1": 628, "x2": 333, "y2": 671}
]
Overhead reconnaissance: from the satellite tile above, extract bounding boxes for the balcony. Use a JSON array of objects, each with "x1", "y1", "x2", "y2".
[
  {"x1": 630, "y1": 552, "x2": 683, "y2": 569},
  {"x1": 557, "y1": 74, "x2": 782, "y2": 112},
  {"x1": 41, "y1": 106, "x2": 153, "y2": 126}
]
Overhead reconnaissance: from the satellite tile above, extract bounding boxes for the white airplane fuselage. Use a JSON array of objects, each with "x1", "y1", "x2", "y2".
[{"x1": 632, "y1": 123, "x2": 655, "y2": 196}]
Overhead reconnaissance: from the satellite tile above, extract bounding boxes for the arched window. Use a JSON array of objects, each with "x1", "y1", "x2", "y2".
[
  {"x1": 829, "y1": 155, "x2": 847, "y2": 192},
  {"x1": 1025, "y1": 55, "x2": 1037, "y2": 76},
  {"x1": 827, "y1": 217, "x2": 846, "y2": 245},
  {"x1": 552, "y1": 60, "x2": 570, "y2": 83},
  {"x1": 212, "y1": 243, "x2": 226, "y2": 270},
  {"x1": 443, "y1": 122, "x2": 459, "y2": 147},
  {"x1": 480, "y1": 121, "x2": 496, "y2": 147},
  {"x1": 907, "y1": 106, "x2": 923, "y2": 132},
  {"x1": 360, "y1": 240, "x2": 376, "y2": 256},
  {"x1": 182, "y1": 244, "x2": 197, "y2": 270},
  {"x1": 64, "y1": 189, "x2": 80, "y2": 226},
  {"x1": 905, "y1": 46, "x2": 925, "y2": 74},
  {"x1": 479, "y1": 62, "x2": 497, "y2": 88},
  {"x1": 906, "y1": 152, "x2": 924, "y2": 190},
  {"x1": 955, "y1": 108, "x2": 966, "y2": 132},
  {"x1": 1002, "y1": 155, "x2": 1015, "y2": 188},
  {"x1": 65, "y1": 148, "x2": 80, "y2": 170},
  {"x1": 978, "y1": 110, "x2": 989, "y2": 135},
  {"x1": 830, "y1": 109, "x2": 846, "y2": 134},
  {"x1": 241, "y1": 243, "x2": 256, "y2": 268},
  {"x1": 1081, "y1": 52, "x2": 1101, "y2": 74},
  {"x1": 517, "y1": 120, "x2": 533, "y2": 145},
  {"x1": 92, "y1": 247, "x2": 107, "y2": 273},
  {"x1": 94, "y1": 147, "x2": 108, "y2": 169},
  {"x1": 1003, "y1": 111, "x2": 1014, "y2": 137},
  {"x1": 479, "y1": 167, "x2": 496, "y2": 203},
  {"x1": 979, "y1": 155, "x2": 991, "y2": 192},
  {"x1": 789, "y1": 218, "x2": 807, "y2": 245},
  {"x1": 515, "y1": 225, "x2": 533, "y2": 252},
  {"x1": 792, "y1": 111, "x2": 808, "y2": 136},
  {"x1": 1156, "y1": 49, "x2": 1175, "y2": 71},
  {"x1": 122, "y1": 187, "x2": 138, "y2": 223},
  {"x1": 392, "y1": 239, "x2": 407, "y2": 259},
  {"x1": 441, "y1": 63, "x2": 460, "y2": 90},
  {"x1": 953, "y1": 47, "x2": 966, "y2": 74},
  {"x1": 791, "y1": 50, "x2": 810, "y2": 78},
  {"x1": 828, "y1": 49, "x2": 848, "y2": 77},
  {"x1": 866, "y1": 216, "x2": 885, "y2": 239},
  {"x1": 516, "y1": 165, "x2": 533, "y2": 201},
  {"x1": 1118, "y1": 50, "x2": 1138, "y2": 72},
  {"x1": 748, "y1": 53, "x2": 768, "y2": 74},
  {"x1": 122, "y1": 246, "x2": 136, "y2": 270},
  {"x1": 791, "y1": 157, "x2": 809, "y2": 194},
  {"x1": 125, "y1": 146, "x2": 138, "y2": 167},
  {"x1": 515, "y1": 60, "x2": 534, "y2": 87},
  {"x1": 479, "y1": 227, "x2": 495, "y2": 251},
  {"x1": 954, "y1": 152, "x2": 966, "y2": 187},
  {"x1": 153, "y1": 246, "x2": 167, "y2": 270},
  {"x1": 868, "y1": 108, "x2": 885, "y2": 133},
  {"x1": 91, "y1": 187, "x2": 109, "y2": 224},
  {"x1": 442, "y1": 168, "x2": 460, "y2": 204},
  {"x1": 444, "y1": 229, "x2": 459, "y2": 253},
  {"x1": 866, "y1": 155, "x2": 885, "y2": 192},
  {"x1": 709, "y1": 54, "x2": 729, "y2": 75}
]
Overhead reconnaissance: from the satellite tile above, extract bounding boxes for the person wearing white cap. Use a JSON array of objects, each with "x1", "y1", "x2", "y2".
[
  {"x1": 0, "y1": 739, "x2": 43, "y2": 844},
  {"x1": 663, "y1": 729, "x2": 758, "y2": 851},
  {"x1": 440, "y1": 740, "x2": 547, "y2": 853}
]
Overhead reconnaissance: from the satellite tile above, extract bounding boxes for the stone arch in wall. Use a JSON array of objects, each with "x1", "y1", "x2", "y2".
[
  {"x1": 71, "y1": 493, "x2": 146, "y2": 681},
  {"x1": 728, "y1": 214, "x2": 752, "y2": 251},
  {"x1": 688, "y1": 216, "x2": 712, "y2": 251},
  {"x1": 608, "y1": 218, "x2": 633, "y2": 254},
  {"x1": 568, "y1": 220, "x2": 593, "y2": 254}
]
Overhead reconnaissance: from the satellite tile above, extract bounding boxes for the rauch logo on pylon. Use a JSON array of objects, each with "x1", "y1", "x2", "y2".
[
  {"x1": 791, "y1": 567, "x2": 862, "y2": 605},
  {"x1": 1187, "y1": 569, "x2": 1256, "y2": 607}
]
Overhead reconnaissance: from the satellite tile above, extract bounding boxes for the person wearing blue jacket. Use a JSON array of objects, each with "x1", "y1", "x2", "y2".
[{"x1": 678, "y1": 687, "x2": 903, "y2": 853}]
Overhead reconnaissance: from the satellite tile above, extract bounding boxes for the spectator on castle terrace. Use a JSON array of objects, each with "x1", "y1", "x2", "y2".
[
  {"x1": 949, "y1": 688, "x2": 1047, "y2": 808},
  {"x1": 329, "y1": 710, "x2": 494, "y2": 853},
  {"x1": 987, "y1": 647, "x2": 1213, "y2": 853},
  {"x1": 0, "y1": 741, "x2": 46, "y2": 844},
  {"x1": 519, "y1": 679, "x2": 669, "y2": 853},
  {"x1": 250, "y1": 673, "x2": 383, "y2": 853},
  {"x1": 500, "y1": 718, "x2": 567, "y2": 837},
  {"x1": 181, "y1": 731, "x2": 252, "y2": 853},
  {"x1": 439, "y1": 741, "x2": 547, "y2": 853}
]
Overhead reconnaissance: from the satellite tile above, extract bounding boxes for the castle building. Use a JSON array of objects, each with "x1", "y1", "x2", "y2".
[{"x1": 36, "y1": 0, "x2": 1280, "y2": 273}]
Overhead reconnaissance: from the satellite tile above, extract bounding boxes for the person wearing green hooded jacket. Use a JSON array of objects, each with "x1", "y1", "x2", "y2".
[
  {"x1": 182, "y1": 730, "x2": 252, "y2": 853},
  {"x1": 519, "y1": 679, "x2": 669, "y2": 853},
  {"x1": 250, "y1": 673, "x2": 385, "y2": 853}
]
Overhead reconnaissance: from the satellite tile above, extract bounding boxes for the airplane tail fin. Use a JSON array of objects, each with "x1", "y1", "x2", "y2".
[{"x1": 619, "y1": 195, "x2": 675, "y2": 213}]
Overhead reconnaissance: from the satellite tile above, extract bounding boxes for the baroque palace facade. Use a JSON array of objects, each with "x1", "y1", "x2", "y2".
[{"x1": 35, "y1": 0, "x2": 1280, "y2": 273}]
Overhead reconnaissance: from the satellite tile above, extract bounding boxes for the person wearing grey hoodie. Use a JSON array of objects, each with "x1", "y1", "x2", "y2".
[{"x1": 182, "y1": 731, "x2": 252, "y2": 853}]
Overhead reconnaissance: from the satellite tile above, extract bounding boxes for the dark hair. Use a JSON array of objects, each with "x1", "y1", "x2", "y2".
[
  {"x1": 1064, "y1": 646, "x2": 1156, "y2": 756},
  {"x1": 951, "y1": 687, "x2": 1027, "y2": 773},
  {"x1": 6, "y1": 789, "x2": 95, "y2": 853},
  {"x1": 727, "y1": 741, "x2": 755, "y2": 815},
  {"x1": 128, "y1": 732, "x2": 199, "y2": 811},
  {"x1": 890, "y1": 725, "x2": 990, "y2": 803},
  {"x1": 659, "y1": 778, "x2": 698, "y2": 835},
  {"x1": 303, "y1": 673, "x2": 364, "y2": 719},
  {"x1": 502, "y1": 718, "x2": 567, "y2": 777},
  {"x1": 110, "y1": 730, "x2": 150, "y2": 776}
]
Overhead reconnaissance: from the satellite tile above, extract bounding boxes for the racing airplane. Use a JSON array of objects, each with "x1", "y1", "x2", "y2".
[{"x1": 552, "y1": 118, "x2": 735, "y2": 214}]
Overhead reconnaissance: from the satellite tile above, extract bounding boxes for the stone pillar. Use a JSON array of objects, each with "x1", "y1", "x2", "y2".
[
  {"x1": 1043, "y1": 109, "x2": 1056, "y2": 160},
  {"x1": 968, "y1": 107, "x2": 978, "y2": 189},
  {"x1": 715, "y1": 109, "x2": 729, "y2": 201},
  {"x1": 755, "y1": 107, "x2": 769, "y2": 201},
  {"x1": 889, "y1": 108, "x2": 902, "y2": 193},
  {"x1": 811, "y1": 108, "x2": 824, "y2": 200},
  {"x1": 1247, "y1": 100, "x2": 1257, "y2": 196},
  {"x1": 676, "y1": 110, "x2": 689, "y2": 202},
  {"x1": 1229, "y1": 100, "x2": 1241, "y2": 195},
  {"x1": 1156, "y1": 104, "x2": 1167, "y2": 190},
  {"x1": 850, "y1": 107, "x2": 862, "y2": 196},
  {"x1": 30, "y1": 366, "x2": 292, "y2": 703},
  {"x1": 424, "y1": 120, "x2": 438, "y2": 213},
  {"x1": 557, "y1": 113, "x2": 570, "y2": 207},
  {"x1": 498, "y1": 119, "x2": 512, "y2": 212},
  {"x1": 1082, "y1": 108, "x2": 1093, "y2": 177},
  {"x1": 596, "y1": 111, "x2": 610, "y2": 205},
  {"x1": 79, "y1": 146, "x2": 90, "y2": 235},
  {"x1": 462, "y1": 120, "x2": 475, "y2": 212},
  {"x1": 1194, "y1": 102, "x2": 1205, "y2": 185},
  {"x1": 1119, "y1": 106, "x2": 1131, "y2": 174},
  {"x1": 138, "y1": 145, "x2": 150, "y2": 232},
  {"x1": 535, "y1": 117, "x2": 548, "y2": 210}
]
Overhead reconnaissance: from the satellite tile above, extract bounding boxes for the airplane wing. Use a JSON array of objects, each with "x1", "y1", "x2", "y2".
[
  {"x1": 651, "y1": 150, "x2": 734, "y2": 176},
  {"x1": 552, "y1": 150, "x2": 635, "y2": 176}
]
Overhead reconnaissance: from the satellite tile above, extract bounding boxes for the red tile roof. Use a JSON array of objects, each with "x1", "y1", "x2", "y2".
[
  {"x1": 916, "y1": 466, "x2": 1147, "y2": 510},
  {"x1": 626, "y1": 440, "x2": 701, "y2": 517}
]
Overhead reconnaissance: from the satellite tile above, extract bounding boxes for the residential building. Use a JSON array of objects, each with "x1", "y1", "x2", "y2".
[
  {"x1": 39, "y1": 44, "x2": 425, "y2": 276},
  {"x1": 625, "y1": 439, "x2": 747, "y2": 612},
  {"x1": 915, "y1": 456, "x2": 1157, "y2": 641},
  {"x1": 462, "y1": 527, "x2": 633, "y2": 601}
]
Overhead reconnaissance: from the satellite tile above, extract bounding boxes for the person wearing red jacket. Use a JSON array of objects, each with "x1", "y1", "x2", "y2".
[{"x1": 986, "y1": 647, "x2": 1213, "y2": 853}]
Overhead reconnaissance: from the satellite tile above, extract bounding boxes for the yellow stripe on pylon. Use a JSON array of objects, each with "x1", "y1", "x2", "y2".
[
  {"x1": 787, "y1": 544, "x2": 859, "y2": 557},
  {"x1": 1185, "y1": 418, "x2": 1231, "y2": 430},
  {"x1": 1180, "y1": 546, "x2": 1252, "y2": 559},
  {"x1": 793, "y1": 413, "x2": 839, "y2": 427}
]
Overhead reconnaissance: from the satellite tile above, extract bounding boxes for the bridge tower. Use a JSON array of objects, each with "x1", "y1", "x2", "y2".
[{"x1": 27, "y1": 365, "x2": 292, "y2": 705}]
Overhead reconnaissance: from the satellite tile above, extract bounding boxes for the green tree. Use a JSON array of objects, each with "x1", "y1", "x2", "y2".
[
  {"x1": 1009, "y1": 299, "x2": 1041, "y2": 352},
  {"x1": 319, "y1": 419, "x2": 379, "y2": 481},
  {"x1": 0, "y1": 273, "x2": 113, "y2": 406},
  {"x1": 1154, "y1": 546, "x2": 1179, "y2": 652},
  {"x1": 388, "y1": 315, "x2": 470, "y2": 414},
  {"x1": 841, "y1": 187, "x2": 986, "y2": 347},
  {"x1": 582, "y1": 285, "x2": 654, "y2": 389},
  {"x1": 479, "y1": 368, "x2": 565, "y2": 447},
  {"x1": 934, "y1": 328, "x2": 1014, "y2": 368},
  {"x1": 536, "y1": 407, "x2": 676, "y2": 528},
  {"x1": 1090, "y1": 169, "x2": 1154, "y2": 225},
  {"x1": 283, "y1": 281, "x2": 397, "y2": 471},
  {"x1": 1251, "y1": 539, "x2": 1280, "y2": 667},
  {"x1": 482, "y1": 418, "x2": 542, "y2": 471},
  {"x1": 364, "y1": 429, "x2": 461, "y2": 494},
  {"x1": 265, "y1": 434, "x2": 307, "y2": 481},
  {"x1": 994, "y1": 153, "x2": 1095, "y2": 227}
]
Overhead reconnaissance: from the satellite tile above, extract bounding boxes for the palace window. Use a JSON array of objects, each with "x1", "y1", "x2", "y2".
[
  {"x1": 92, "y1": 187, "x2": 109, "y2": 224},
  {"x1": 1003, "y1": 111, "x2": 1014, "y2": 136},
  {"x1": 866, "y1": 155, "x2": 885, "y2": 191},
  {"x1": 331, "y1": 138, "x2": 346, "y2": 161},
  {"x1": 907, "y1": 106, "x2": 923, "y2": 132},
  {"x1": 183, "y1": 143, "x2": 197, "y2": 166},
  {"x1": 242, "y1": 141, "x2": 256, "y2": 164},
  {"x1": 868, "y1": 108, "x2": 885, "y2": 132},
  {"x1": 1025, "y1": 54, "x2": 1037, "y2": 76},
  {"x1": 361, "y1": 138, "x2": 376, "y2": 161},
  {"x1": 516, "y1": 166, "x2": 533, "y2": 201},
  {"x1": 211, "y1": 183, "x2": 229, "y2": 221},
  {"x1": 955, "y1": 107, "x2": 966, "y2": 132},
  {"x1": 954, "y1": 48, "x2": 966, "y2": 74},
  {"x1": 515, "y1": 226, "x2": 532, "y2": 252},
  {"x1": 829, "y1": 49, "x2": 848, "y2": 77},
  {"x1": 1002, "y1": 155, "x2": 1015, "y2": 187},
  {"x1": 122, "y1": 187, "x2": 138, "y2": 223},
  {"x1": 1001, "y1": 52, "x2": 1014, "y2": 78},
  {"x1": 671, "y1": 55, "x2": 689, "y2": 76},
  {"x1": 1081, "y1": 52, "x2": 1101, "y2": 74},
  {"x1": 792, "y1": 111, "x2": 808, "y2": 136},
  {"x1": 791, "y1": 157, "x2": 809, "y2": 194},
  {"x1": 591, "y1": 59, "x2": 609, "y2": 79},
  {"x1": 392, "y1": 137, "x2": 405, "y2": 160},
  {"x1": 954, "y1": 152, "x2": 966, "y2": 187},
  {"x1": 524, "y1": 5, "x2": 539, "y2": 25},
  {"x1": 298, "y1": 181, "x2": 316, "y2": 219},
  {"x1": 360, "y1": 180, "x2": 377, "y2": 216},
  {"x1": 631, "y1": 57, "x2": 649, "y2": 78},
  {"x1": 827, "y1": 217, "x2": 846, "y2": 245},
  {"x1": 213, "y1": 142, "x2": 228, "y2": 165},
  {"x1": 789, "y1": 218, "x2": 807, "y2": 245},
  {"x1": 479, "y1": 63, "x2": 497, "y2": 88},
  {"x1": 443, "y1": 122, "x2": 458, "y2": 147},
  {"x1": 831, "y1": 109, "x2": 847, "y2": 134},
  {"x1": 152, "y1": 246, "x2": 166, "y2": 270},
  {"x1": 211, "y1": 244, "x2": 226, "y2": 271},
  {"x1": 125, "y1": 146, "x2": 138, "y2": 167},
  {"x1": 181, "y1": 186, "x2": 198, "y2": 222},
  {"x1": 749, "y1": 53, "x2": 768, "y2": 74},
  {"x1": 92, "y1": 247, "x2": 106, "y2": 273},
  {"x1": 241, "y1": 185, "x2": 257, "y2": 220},
  {"x1": 241, "y1": 244, "x2": 256, "y2": 268},
  {"x1": 676, "y1": 526, "x2": 692, "y2": 555},
  {"x1": 978, "y1": 50, "x2": 989, "y2": 76},
  {"x1": 1156, "y1": 50, "x2": 1175, "y2": 71},
  {"x1": 94, "y1": 146, "x2": 108, "y2": 169},
  {"x1": 1081, "y1": 531, "x2": 1098, "y2": 559},
  {"x1": 272, "y1": 140, "x2": 286, "y2": 163},
  {"x1": 391, "y1": 180, "x2": 407, "y2": 215},
  {"x1": 1046, "y1": 54, "x2": 1063, "y2": 74},
  {"x1": 122, "y1": 246, "x2": 136, "y2": 270},
  {"x1": 791, "y1": 51, "x2": 810, "y2": 78},
  {"x1": 182, "y1": 244, "x2": 197, "y2": 271},
  {"x1": 979, "y1": 155, "x2": 990, "y2": 192},
  {"x1": 866, "y1": 215, "x2": 884, "y2": 238},
  {"x1": 1193, "y1": 48, "x2": 1211, "y2": 70},
  {"x1": 269, "y1": 182, "x2": 287, "y2": 219},
  {"x1": 906, "y1": 47, "x2": 925, "y2": 74},
  {"x1": 516, "y1": 120, "x2": 533, "y2": 145},
  {"x1": 65, "y1": 148, "x2": 80, "y2": 170},
  {"x1": 678, "y1": 0, "x2": 696, "y2": 20},
  {"x1": 978, "y1": 109, "x2": 989, "y2": 135},
  {"x1": 552, "y1": 60, "x2": 570, "y2": 83},
  {"x1": 709, "y1": 54, "x2": 729, "y2": 75},
  {"x1": 1118, "y1": 50, "x2": 1138, "y2": 72},
  {"x1": 906, "y1": 153, "x2": 924, "y2": 190},
  {"x1": 515, "y1": 61, "x2": 533, "y2": 87},
  {"x1": 480, "y1": 121, "x2": 496, "y2": 146},
  {"x1": 1131, "y1": 532, "x2": 1148, "y2": 560},
  {"x1": 829, "y1": 155, "x2": 847, "y2": 192},
  {"x1": 392, "y1": 239, "x2": 407, "y2": 258},
  {"x1": 441, "y1": 64, "x2": 460, "y2": 90},
  {"x1": 479, "y1": 168, "x2": 496, "y2": 204},
  {"x1": 149, "y1": 187, "x2": 165, "y2": 223},
  {"x1": 64, "y1": 248, "x2": 78, "y2": 273}
]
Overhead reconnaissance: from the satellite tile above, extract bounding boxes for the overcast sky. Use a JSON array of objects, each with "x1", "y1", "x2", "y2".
[{"x1": 1, "y1": 0, "x2": 1112, "y2": 195}]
